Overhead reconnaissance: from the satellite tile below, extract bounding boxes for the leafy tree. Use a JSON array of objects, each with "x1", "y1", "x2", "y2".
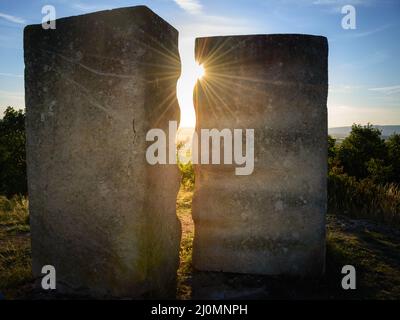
[
  {"x1": 366, "y1": 158, "x2": 393, "y2": 185},
  {"x1": 386, "y1": 133, "x2": 400, "y2": 183},
  {"x1": 337, "y1": 124, "x2": 387, "y2": 179},
  {"x1": 328, "y1": 135, "x2": 340, "y2": 171},
  {"x1": 328, "y1": 135, "x2": 336, "y2": 159},
  {"x1": 0, "y1": 107, "x2": 27, "y2": 196}
]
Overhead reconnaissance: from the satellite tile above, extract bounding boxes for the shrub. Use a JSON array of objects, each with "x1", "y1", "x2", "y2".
[
  {"x1": 386, "y1": 133, "x2": 400, "y2": 184},
  {"x1": 178, "y1": 161, "x2": 195, "y2": 190},
  {"x1": 177, "y1": 140, "x2": 195, "y2": 190},
  {"x1": 0, "y1": 107, "x2": 27, "y2": 197},
  {"x1": 328, "y1": 172, "x2": 400, "y2": 227},
  {"x1": 337, "y1": 124, "x2": 387, "y2": 180}
]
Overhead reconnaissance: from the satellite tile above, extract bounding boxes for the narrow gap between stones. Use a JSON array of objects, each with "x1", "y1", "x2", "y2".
[{"x1": 175, "y1": 37, "x2": 198, "y2": 299}]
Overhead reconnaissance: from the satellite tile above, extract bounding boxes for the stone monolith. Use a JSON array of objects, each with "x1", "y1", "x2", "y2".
[
  {"x1": 24, "y1": 6, "x2": 181, "y2": 298},
  {"x1": 192, "y1": 34, "x2": 328, "y2": 275}
]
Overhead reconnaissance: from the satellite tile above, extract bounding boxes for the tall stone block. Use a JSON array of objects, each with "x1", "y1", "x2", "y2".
[
  {"x1": 24, "y1": 6, "x2": 181, "y2": 297},
  {"x1": 193, "y1": 35, "x2": 328, "y2": 275}
]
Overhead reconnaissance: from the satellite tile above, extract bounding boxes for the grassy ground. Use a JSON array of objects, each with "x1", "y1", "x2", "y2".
[
  {"x1": 0, "y1": 196, "x2": 32, "y2": 299},
  {"x1": 326, "y1": 215, "x2": 400, "y2": 299},
  {"x1": 1, "y1": 189, "x2": 399, "y2": 299},
  {"x1": 176, "y1": 186, "x2": 195, "y2": 300},
  {"x1": 176, "y1": 187, "x2": 400, "y2": 300}
]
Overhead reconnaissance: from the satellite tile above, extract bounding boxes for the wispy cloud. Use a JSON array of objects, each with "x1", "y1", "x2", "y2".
[
  {"x1": 72, "y1": 2, "x2": 113, "y2": 12},
  {"x1": 280, "y1": 0, "x2": 376, "y2": 7},
  {"x1": 313, "y1": 0, "x2": 368, "y2": 5},
  {"x1": 0, "y1": 73, "x2": 23, "y2": 78},
  {"x1": 337, "y1": 50, "x2": 389, "y2": 70},
  {"x1": 344, "y1": 24, "x2": 392, "y2": 38},
  {"x1": 329, "y1": 84, "x2": 362, "y2": 93},
  {"x1": 0, "y1": 12, "x2": 26, "y2": 24},
  {"x1": 311, "y1": 0, "x2": 378, "y2": 14},
  {"x1": 174, "y1": 0, "x2": 203, "y2": 15},
  {"x1": 369, "y1": 85, "x2": 400, "y2": 95}
]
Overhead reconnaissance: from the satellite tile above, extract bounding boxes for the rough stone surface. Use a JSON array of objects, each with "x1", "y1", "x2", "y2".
[
  {"x1": 193, "y1": 34, "x2": 328, "y2": 275},
  {"x1": 24, "y1": 6, "x2": 181, "y2": 298}
]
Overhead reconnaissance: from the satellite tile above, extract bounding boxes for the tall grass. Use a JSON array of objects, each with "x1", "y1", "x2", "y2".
[
  {"x1": 328, "y1": 172, "x2": 400, "y2": 227},
  {"x1": 0, "y1": 195, "x2": 32, "y2": 298},
  {"x1": 0, "y1": 196, "x2": 29, "y2": 226}
]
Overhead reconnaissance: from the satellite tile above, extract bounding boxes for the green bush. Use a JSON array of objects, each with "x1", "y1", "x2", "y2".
[
  {"x1": 387, "y1": 133, "x2": 400, "y2": 184},
  {"x1": 336, "y1": 124, "x2": 387, "y2": 180},
  {"x1": 0, "y1": 107, "x2": 27, "y2": 197},
  {"x1": 177, "y1": 141, "x2": 195, "y2": 190},
  {"x1": 178, "y1": 161, "x2": 195, "y2": 190},
  {"x1": 328, "y1": 125, "x2": 400, "y2": 227}
]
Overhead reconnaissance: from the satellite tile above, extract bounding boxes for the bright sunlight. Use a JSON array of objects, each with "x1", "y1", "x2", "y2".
[
  {"x1": 194, "y1": 63, "x2": 205, "y2": 80},
  {"x1": 176, "y1": 40, "x2": 205, "y2": 129}
]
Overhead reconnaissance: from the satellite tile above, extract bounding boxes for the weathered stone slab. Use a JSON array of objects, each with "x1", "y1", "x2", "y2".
[
  {"x1": 193, "y1": 34, "x2": 328, "y2": 275},
  {"x1": 24, "y1": 6, "x2": 181, "y2": 298}
]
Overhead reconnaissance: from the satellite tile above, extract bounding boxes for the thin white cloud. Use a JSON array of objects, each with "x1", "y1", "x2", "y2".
[
  {"x1": 313, "y1": 0, "x2": 366, "y2": 5},
  {"x1": 329, "y1": 84, "x2": 362, "y2": 93},
  {"x1": 369, "y1": 85, "x2": 400, "y2": 95},
  {"x1": 344, "y1": 24, "x2": 392, "y2": 38},
  {"x1": 0, "y1": 73, "x2": 23, "y2": 78},
  {"x1": 310, "y1": 0, "x2": 378, "y2": 14},
  {"x1": 174, "y1": 0, "x2": 203, "y2": 15},
  {"x1": 337, "y1": 50, "x2": 389, "y2": 70},
  {"x1": 72, "y1": 2, "x2": 113, "y2": 12},
  {"x1": 0, "y1": 12, "x2": 26, "y2": 24},
  {"x1": 279, "y1": 0, "x2": 375, "y2": 7}
]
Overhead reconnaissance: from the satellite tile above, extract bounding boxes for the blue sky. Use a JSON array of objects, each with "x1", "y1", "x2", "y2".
[{"x1": 0, "y1": 0, "x2": 399, "y2": 127}]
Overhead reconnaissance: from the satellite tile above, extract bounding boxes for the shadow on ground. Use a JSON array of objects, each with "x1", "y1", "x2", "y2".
[{"x1": 176, "y1": 188, "x2": 400, "y2": 300}]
